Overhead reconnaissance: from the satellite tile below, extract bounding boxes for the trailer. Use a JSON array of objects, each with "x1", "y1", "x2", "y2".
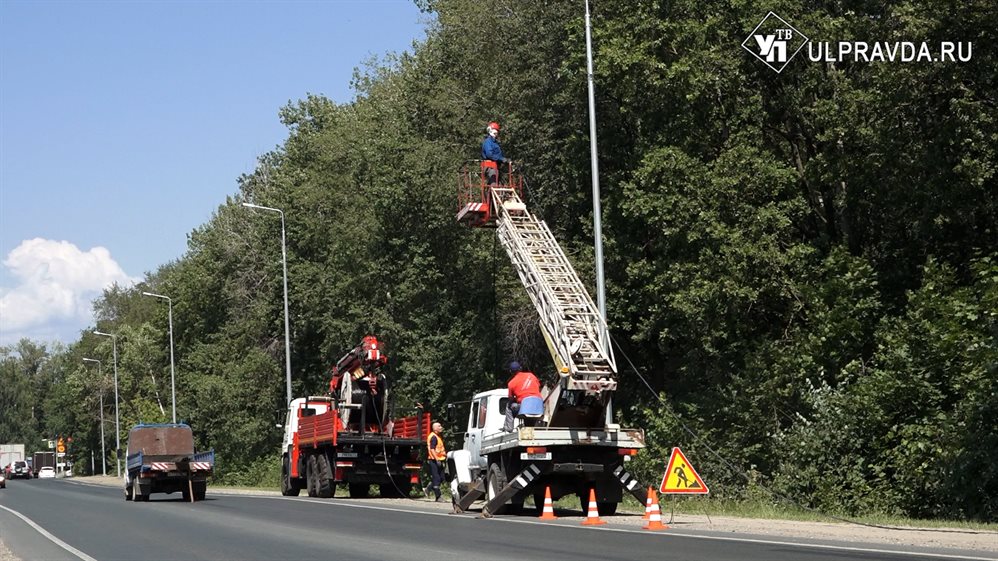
[
  {"x1": 280, "y1": 336, "x2": 430, "y2": 498},
  {"x1": 124, "y1": 423, "x2": 214, "y2": 502}
]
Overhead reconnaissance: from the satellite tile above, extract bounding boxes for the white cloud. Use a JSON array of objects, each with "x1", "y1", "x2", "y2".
[{"x1": 0, "y1": 239, "x2": 139, "y2": 345}]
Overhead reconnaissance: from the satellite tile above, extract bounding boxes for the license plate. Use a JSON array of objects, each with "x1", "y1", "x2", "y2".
[{"x1": 520, "y1": 452, "x2": 552, "y2": 460}]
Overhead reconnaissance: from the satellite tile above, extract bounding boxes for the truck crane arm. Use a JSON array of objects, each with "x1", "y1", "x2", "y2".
[{"x1": 458, "y1": 162, "x2": 617, "y2": 428}]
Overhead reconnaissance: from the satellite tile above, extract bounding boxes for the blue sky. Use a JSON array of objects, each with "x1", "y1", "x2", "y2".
[{"x1": 0, "y1": 0, "x2": 428, "y2": 345}]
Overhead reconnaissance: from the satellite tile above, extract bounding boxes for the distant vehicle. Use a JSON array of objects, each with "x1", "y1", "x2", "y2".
[
  {"x1": 38, "y1": 466, "x2": 56, "y2": 479},
  {"x1": 125, "y1": 423, "x2": 214, "y2": 502},
  {"x1": 1, "y1": 444, "x2": 26, "y2": 471},
  {"x1": 32, "y1": 451, "x2": 56, "y2": 477},
  {"x1": 11, "y1": 461, "x2": 31, "y2": 479}
]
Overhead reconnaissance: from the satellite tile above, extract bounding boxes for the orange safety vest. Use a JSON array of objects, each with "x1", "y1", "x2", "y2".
[{"x1": 426, "y1": 432, "x2": 446, "y2": 462}]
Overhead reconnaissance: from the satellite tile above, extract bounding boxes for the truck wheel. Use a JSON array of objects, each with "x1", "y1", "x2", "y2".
[
  {"x1": 134, "y1": 480, "x2": 149, "y2": 502},
  {"x1": 597, "y1": 502, "x2": 618, "y2": 516},
  {"x1": 348, "y1": 483, "x2": 369, "y2": 498},
  {"x1": 281, "y1": 455, "x2": 301, "y2": 496},
  {"x1": 125, "y1": 481, "x2": 133, "y2": 501},
  {"x1": 316, "y1": 455, "x2": 334, "y2": 498},
  {"x1": 486, "y1": 464, "x2": 508, "y2": 515},
  {"x1": 194, "y1": 481, "x2": 207, "y2": 501},
  {"x1": 306, "y1": 455, "x2": 319, "y2": 497},
  {"x1": 533, "y1": 490, "x2": 545, "y2": 514},
  {"x1": 182, "y1": 487, "x2": 192, "y2": 502}
]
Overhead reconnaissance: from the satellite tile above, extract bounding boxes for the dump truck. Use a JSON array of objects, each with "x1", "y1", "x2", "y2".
[
  {"x1": 32, "y1": 451, "x2": 56, "y2": 478},
  {"x1": 124, "y1": 423, "x2": 214, "y2": 502},
  {"x1": 450, "y1": 163, "x2": 647, "y2": 516},
  {"x1": 280, "y1": 336, "x2": 430, "y2": 498}
]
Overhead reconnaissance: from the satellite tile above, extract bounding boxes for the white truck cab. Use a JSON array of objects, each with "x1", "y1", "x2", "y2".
[
  {"x1": 462, "y1": 389, "x2": 509, "y2": 478},
  {"x1": 281, "y1": 397, "x2": 332, "y2": 453}
]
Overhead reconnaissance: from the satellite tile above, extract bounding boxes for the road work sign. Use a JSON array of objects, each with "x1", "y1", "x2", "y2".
[{"x1": 659, "y1": 447, "x2": 709, "y2": 494}]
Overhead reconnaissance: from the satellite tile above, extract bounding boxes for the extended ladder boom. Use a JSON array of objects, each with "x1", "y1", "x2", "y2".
[{"x1": 488, "y1": 185, "x2": 617, "y2": 427}]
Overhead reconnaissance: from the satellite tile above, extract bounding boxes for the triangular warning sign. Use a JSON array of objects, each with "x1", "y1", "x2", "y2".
[{"x1": 659, "y1": 447, "x2": 709, "y2": 494}]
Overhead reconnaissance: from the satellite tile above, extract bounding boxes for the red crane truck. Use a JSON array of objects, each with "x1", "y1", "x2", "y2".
[{"x1": 280, "y1": 336, "x2": 430, "y2": 498}]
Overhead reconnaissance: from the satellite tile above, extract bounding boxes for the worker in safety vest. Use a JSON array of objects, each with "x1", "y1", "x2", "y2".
[
  {"x1": 503, "y1": 361, "x2": 543, "y2": 432},
  {"x1": 481, "y1": 121, "x2": 510, "y2": 185},
  {"x1": 424, "y1": 422, "x2": 446, "y2": 502}
]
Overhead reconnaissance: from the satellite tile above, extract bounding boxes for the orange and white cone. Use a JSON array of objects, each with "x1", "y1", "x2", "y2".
[
  {"x1": 642, "y1": 488, "x2": 668, "y2": 531},
  {"x1": 643, "y1": 486, "x2": 654, "y2": 520},
  {"x1": 581, "y1": 488, "x2": 607, "y2": 526},
  {"x1": 538, "y1": 486, "x2": 557, "y2": 520}
]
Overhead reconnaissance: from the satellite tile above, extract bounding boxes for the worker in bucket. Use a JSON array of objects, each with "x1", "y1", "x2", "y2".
[
  {"x1": 481, "y1": 121, "x2": 510, "y2": 185},
  {"x1": 503, "y1": 361, "x2": 544, "y2": 432},
  {"x1": 424, "y1": 422, "x2": 446, "y2": 502}
]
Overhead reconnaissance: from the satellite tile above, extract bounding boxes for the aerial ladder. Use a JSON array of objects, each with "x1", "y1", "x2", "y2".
[{"x1": 458, "y1": 161, "x2": 618, "y2": 429}]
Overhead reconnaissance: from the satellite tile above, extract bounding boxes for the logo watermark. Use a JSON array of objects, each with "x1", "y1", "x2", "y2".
[
  {"x1": 743, "y1": 12, "x2": 973, "y2": 73},
  {"x1": 741, "y1": 12, "x2": 809, "y2": 73}
]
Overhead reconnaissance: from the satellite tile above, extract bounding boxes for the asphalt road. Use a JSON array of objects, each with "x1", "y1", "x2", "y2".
[{"x1": 0, "y1": 478, "x2": 993, "y2": 561}]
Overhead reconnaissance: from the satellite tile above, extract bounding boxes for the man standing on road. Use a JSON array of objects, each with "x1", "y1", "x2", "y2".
[
  {"x1": 424, "y1": 422, "x2": 446, "y2": 502},
  {"x1": 503, "y1": 361, "x2": 543, "y2": 432}
]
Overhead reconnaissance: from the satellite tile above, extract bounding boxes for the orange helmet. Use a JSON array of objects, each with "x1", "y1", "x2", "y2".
[{"x1": 488, "y1": 121, "x2": 500, "y2": 131}]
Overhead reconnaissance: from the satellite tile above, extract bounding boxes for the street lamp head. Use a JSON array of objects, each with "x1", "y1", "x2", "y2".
[
  {"x1": 83, "y1": 358, "x2": 100, "y2": 365},
  {"x1": 142, "y1": 291, "x2": 170, "y2": 301},
  {"x1": 242, "y1": 202, "x2": 282, "y2": 214},
  {"x1": 93, "y1": 330, "x2": 113, "y2": 337}
]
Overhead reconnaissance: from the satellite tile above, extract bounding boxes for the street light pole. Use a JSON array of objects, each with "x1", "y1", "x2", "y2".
[
  {"x1": 142, "y1": 291, "x2": 176, "y2": 423},
  {"x1": 93, "y1": 330, "x2": 121, "y2": 477},
  {"x1": 242, "y1": 202, "x2": 293, "y2": 406},
  {"x1": 82, "y1": 358, "x2": 106, "y2": 476},
  {"x1": 584, "y1": 0, "x2": 610, "y2": 354}
]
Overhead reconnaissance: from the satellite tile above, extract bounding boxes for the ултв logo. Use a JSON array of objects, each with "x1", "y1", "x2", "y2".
[{"x1": 741, "y1": 12, "x2": 809, "y2": 73}]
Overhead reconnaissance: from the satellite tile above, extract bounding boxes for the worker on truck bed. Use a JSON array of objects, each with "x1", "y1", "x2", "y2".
[
  {"x1": 481, "y1": 121, "x2": 510, "y2": 185},
  {"x1": 504, "y1": 362, "x2": 543, "y2": 432},
  {"x1": 424, "y1": 422, "x2": 446, "y2": 502}
]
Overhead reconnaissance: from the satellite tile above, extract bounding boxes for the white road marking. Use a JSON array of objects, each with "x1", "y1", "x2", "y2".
[{"x1": 0, "y1": 504, "x2": 99, "y2": 561}]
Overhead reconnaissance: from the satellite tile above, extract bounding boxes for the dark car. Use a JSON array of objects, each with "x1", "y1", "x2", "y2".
[{"x1": 11, "y1": 460, "x2": 31, "y2": 479}]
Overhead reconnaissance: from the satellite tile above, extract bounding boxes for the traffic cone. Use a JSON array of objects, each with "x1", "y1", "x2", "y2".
[
  {"x1": 581, "y1": 488, "x2": 607, "y2": 526},
  {"x1": 643, "y1": 486, "x2": 653, "y2": 520},
  {"x1": 538, "y1": 486, "x2": 557, "y2": 520},
  {"x1": 642, "y1": 488, "x2": 668, "y2": 531}
]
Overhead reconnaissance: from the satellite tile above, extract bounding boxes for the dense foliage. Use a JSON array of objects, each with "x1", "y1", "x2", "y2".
[{"x1": 2, "y1": 0, "x2": 994, "y2": 520}]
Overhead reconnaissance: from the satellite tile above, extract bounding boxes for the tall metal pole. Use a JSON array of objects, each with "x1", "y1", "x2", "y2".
[
  {"x1": 142, "y1": 292, "x2": 177, "y2": 423},
  {"x1": 83, "y1": 358, "x2": 106, "y2": 476},
  {"x1": 585, "y1": 0, "x2": 609, "y2": 353},
  {"x1": 167, "y1": 300, "x2": 176, "y2": 423},
  {"x1": 99, "y1": 377, "x2": 106, "y2": 476},
  {"x1": 242, "y1": 202, "x2": 293, "y2": 406},
  {"x1": 94, "y1": 330, "x2": 121, "y2": 477}
]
